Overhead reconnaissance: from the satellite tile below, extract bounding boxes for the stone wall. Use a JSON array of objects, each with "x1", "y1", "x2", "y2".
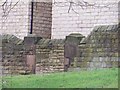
[
  {"x1": 36, "y1": 39, "x2": 65, "y2": 73},
  {"x1": 52, "y1": 0, "x2": 119, "y2": 39},
  {"x1": 0, "y1": 35, "x2": 2, "y2": 77},
  {"x1": 71, "y1": 25, "x2": 119, "y2": 69},
  {"x1": 2, "y1": 35, "x2": 65, "y2": 75},
  {"x1": 1, "y1": 24, "x2": 119, "y2": 75},
  {"x1": 2, "y1": 35, "x2": 28, "y2": 75}
]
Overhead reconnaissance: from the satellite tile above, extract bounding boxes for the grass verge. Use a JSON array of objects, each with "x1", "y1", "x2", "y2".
[{"x1": 2, "y1": 68, "x2": 118, "y2": 88}]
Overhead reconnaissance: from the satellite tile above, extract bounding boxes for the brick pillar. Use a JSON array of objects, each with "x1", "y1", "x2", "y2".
[{"x1": 32, "y1": 1, "x2": 52, "y2": 39}]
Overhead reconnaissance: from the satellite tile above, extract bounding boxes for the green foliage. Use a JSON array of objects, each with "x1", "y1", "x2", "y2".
[{"x1": 2, "y1": 68, "x2": 118, "y2": 88}]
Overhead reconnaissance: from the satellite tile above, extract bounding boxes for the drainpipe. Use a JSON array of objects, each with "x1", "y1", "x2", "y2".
[{"x1": 30, "y1": 0, "x2": 34, "y2": 34}]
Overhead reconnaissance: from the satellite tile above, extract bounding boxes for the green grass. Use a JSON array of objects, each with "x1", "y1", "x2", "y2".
[
  {"x1": 2, "y1": 68, "x2": 118, "y2": 88},
  {"x1": 0, "y1": 77, "x2": 2, "y2": 90}
]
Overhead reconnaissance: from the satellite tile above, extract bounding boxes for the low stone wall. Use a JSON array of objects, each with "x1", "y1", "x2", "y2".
[
  {"x1": 72, "y1": 25, "x2": 119, "y2": 69},
  {"x1": 2, "y1": 35, "x2": 29, "y2": 75},
  {"x1": 1, "y1": 25, "x2": 119, "y2": 75},
  {"x1": 2, "y1": 35, "x2": 65, "y2": 75},
  {"x1": 36, "y1": 39, "x2": 65, "y2": 73}
]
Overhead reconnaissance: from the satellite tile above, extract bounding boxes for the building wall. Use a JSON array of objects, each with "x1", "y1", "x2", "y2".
[
  {"x1": 52, "y1": 0, "x2": 119, "y2": 39},
  {"x1": 0, "y1": 0, "x2": 52, "y2": 39},
  {"x1": 0, "y1": 0, "x2": 119, "y2": 39},
  {"x1": 0, "y1": 1, "x2": 30, "y2": 39}
]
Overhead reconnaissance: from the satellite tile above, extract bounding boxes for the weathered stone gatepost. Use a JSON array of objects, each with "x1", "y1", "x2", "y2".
[
  {"x1": 24, "y1": 35, "x2": 42, "y2": 74},
  {"x1": 64, "y1": 33, "x2": 85, "y2": 70}
]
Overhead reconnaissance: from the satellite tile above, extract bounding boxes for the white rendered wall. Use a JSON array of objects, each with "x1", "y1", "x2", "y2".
[
  {"x1": 0, "y1": 0, "x2": 119, "y2": 39},
  {"x1": 52, "y1": 0, "x2": 119, "y2": 39},
  {"x1": 0, "y1": 1, "x2": 30, "y2": 39}
]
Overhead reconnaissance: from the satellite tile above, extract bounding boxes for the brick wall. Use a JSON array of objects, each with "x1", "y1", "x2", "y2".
[
  {"x1": 1, "y1": 0, "x2": 119, "y2": 40},
  {"x1": 0, "y1": 1, "x2": 52, "y2": 39},
  {"x1": 0, "y1": 1, "x2": 30, "y2": 39},
  {"x1": 32, "y1": 1, "x2": 52, "y2": 39},
  {"x1": 52, "y1": 0, "x2": 119, "y2": 39}
]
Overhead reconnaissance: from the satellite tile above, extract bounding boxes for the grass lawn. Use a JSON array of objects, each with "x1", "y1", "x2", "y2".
[{"x1": 2, "y1": 68, "x2": 118, "y2": 88}]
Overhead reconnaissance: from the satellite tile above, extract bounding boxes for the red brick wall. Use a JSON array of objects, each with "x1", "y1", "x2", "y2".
[{"x1": 32, "y1": 2, "x2": 52, "y2": 39}]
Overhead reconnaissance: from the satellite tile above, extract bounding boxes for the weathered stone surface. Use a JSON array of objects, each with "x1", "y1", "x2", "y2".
[
  {"x1": 64, "y1": 33, "x2": 85, "y2": 68},
  {"x1": 1, "y1": 24, "x2": 119, "y2": 75},
  {"x1": 76, "y1": 25, "x2": 119, "y2": 69},
  {"x1": 35, "y1": 38, "x2": 65, "y2": 73},
  {"x1": 66, "y1": 33, "x2": 85, "y2": 45}
]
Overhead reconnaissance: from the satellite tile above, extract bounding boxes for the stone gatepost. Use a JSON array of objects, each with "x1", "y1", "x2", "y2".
[
  {"x1": 24, "y1": 35, "x2": 42, "y2": 74},
  {"x1": 64, "y1": 33, "x2": 85, "y2": 69}
]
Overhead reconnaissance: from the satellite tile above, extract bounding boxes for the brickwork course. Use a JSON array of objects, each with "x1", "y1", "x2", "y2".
[
  {"x1": 52, "y1": 0, "x2": 119, "y2": 39},
  {"x1": 0, "y1": 0, "x2": 52, "y2": 39},
  {"x1": 0, "y1": 0, "x2": 119, "y2": 39}
]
